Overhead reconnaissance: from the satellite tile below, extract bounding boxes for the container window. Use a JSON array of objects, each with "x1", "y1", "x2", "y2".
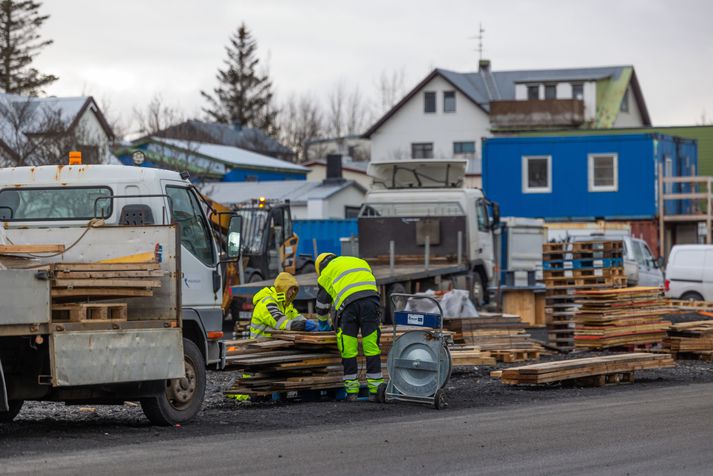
[
  {"x1": 522, "y1": 156, "x2": 552, "y2": 193},
  {"x1": 588, "y1": 153, "x2": 618, "y2": 192},
  {"x1": 0, "y1": 187, "x2": 112, "y2": 221}
]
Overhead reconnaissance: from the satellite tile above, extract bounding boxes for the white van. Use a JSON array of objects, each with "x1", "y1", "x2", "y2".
[{"x1": 665, "y1": 245, "x2": 713, "y2": 301}]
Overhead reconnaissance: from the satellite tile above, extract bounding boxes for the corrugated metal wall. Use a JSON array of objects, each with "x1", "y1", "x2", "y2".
[{"x1": 294, "y1": 219, "x2": 358, "y2": 256}]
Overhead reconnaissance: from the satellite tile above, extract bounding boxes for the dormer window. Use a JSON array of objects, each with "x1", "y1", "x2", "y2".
[
  {"x1": 545, "y1": 84, "x2": 556, "y2": 100},
  {"x1": 527, "y1": 85, "x2": 539, "y2": 100},
  {"x1": 424, "y1": 91, "x2": 436, "y2": 113}
]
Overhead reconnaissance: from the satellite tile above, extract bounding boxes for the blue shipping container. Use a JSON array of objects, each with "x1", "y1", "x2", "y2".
[
  {"x1": 482, "y1": 134, "x2": 698, "y2": 221},
  {"x1": 294, "y1": 219, "x2": 358, "y2": 256}
]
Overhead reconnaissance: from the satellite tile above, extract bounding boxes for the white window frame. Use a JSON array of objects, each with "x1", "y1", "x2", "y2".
[
  {"x1": 522, "y1": 155, "x2": 552, "y2": 194},
  {"x1": 588, "y1": 153, "x2": 618, "y2": 192}
]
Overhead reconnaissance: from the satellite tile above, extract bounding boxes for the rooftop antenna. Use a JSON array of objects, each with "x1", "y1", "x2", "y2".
[{"x1": 468, "y1": 23, "x2": 485, "y2": 61}]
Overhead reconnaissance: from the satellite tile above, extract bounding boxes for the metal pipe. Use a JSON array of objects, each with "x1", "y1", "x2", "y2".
[
  {"x1": 457, "y1": 231, "x2": 463, "y2": 265},
  {"x1": 389, "y1": 240, "x2": 395, "y2": 275},
  {"x1": 424, "y1": 235, "x2": 430, "y2": 271}
]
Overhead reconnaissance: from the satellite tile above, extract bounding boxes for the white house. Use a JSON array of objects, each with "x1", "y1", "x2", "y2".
[{"x1": 364, "y1": 61, "x2": 651, "y2": 184}]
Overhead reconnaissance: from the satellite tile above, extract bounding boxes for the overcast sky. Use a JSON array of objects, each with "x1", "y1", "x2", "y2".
[{"x1": 36, "y1": 0, "x2": 713, "y2": 134}]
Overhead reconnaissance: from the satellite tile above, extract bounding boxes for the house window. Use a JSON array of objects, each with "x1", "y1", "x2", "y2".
[
  {"x1": 424, "y1": 92, "x2": 436, "y2": 113},
  {"x1": 545, "y1": 84, "x2": 557, "y2": 100},
  {"x1": 443, "y1": 91, "x2": 456, "y2": 112},
  {"x1": 412, "y1": 143, "x2": 434, "y2": 159},
  {"x1": 620, "y1": 88, "x2": 629, "y2": 112},
  {"x1": 453, "y1": 141, "x2": 476, "y2": 155},
  {"x1": 527, "y1": 85, "x2": 539, "y2": 100},
  {"x1": 588, "y1": 153, "x2": 618, "y2": 192},
  {"x1": 344, "y1": 206, "x2": 361, "y2": 219},
  {"x1": 572, "y1": 83, "x2": 584, "y2": 100},
  {"x1": 522, "y1": 156, "x2": 552, "y2": 193}
]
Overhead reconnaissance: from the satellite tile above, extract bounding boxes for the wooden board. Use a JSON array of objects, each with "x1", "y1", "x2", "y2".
[{"x1": 0, "y1": 244, "x2": 65, "y2": 253}]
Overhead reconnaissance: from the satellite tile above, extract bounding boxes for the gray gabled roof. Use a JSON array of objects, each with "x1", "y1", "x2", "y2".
[{"x1": 200, "y1": 179, "x2": 365, "y2": 206}]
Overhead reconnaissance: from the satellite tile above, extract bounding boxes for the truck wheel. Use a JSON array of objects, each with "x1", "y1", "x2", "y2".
[
  {"x1": 141, "y1": 339, "x2": 206, "y2": 426},
  {"x1": 681, "y1": 291, "x2": 704, "y2": 301},
  {"x1": 0, "y1": 400, "x2": 23, "y2": 423}
]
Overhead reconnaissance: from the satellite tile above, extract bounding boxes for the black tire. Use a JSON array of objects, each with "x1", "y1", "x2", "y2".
[
  {"x1": 433, "y1": 389, "x2": 447, "y2": 410},
  {"x1": 141, "y1": 339, "x2": 206, "y2": 426},
  {"x1": 0, "y1": 400, "x2": 23, "y2": 423},
  {"x1": 299, "y1": 263, "x2": 315, "y2": 275},
  {"x1": 248, "y1": 272, "x2": 263, "y2": 283},
  {"x1": 471, "y1": 271, "x2": 486, "y2": 308},
  {"x1": 681, "y1": 291, "x2": 704, "y2": 301}
]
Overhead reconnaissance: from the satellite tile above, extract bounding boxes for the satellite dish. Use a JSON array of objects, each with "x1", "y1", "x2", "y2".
[{"x1": 132, "y1": 151, "x2": 145, "y2": 166}]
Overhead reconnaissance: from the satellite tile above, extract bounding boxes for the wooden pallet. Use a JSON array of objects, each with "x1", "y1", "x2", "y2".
[
  {"x1": 490, "y1": 349, "x2": 540, "y2": 363},
  {"x1": 492, "y1": 353, "x2": 675, "y2": 386},
  {"x1": 51, "y1": 303, "x2": 128, "y2": 322}
]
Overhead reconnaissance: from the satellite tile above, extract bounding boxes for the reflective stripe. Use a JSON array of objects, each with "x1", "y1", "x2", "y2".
[
  {"x1": 334, "y1": 280, "x2": 377, "y2": 308},
  {"x1": 316, "y1": 314, "x2": 329, "y2": 322},
  {"x1": 333, "y1": 267, "x2": 371, "y2": 284},
  {"x1": 315, "y1": 301, "x2": 331, "y2": 312},
  {"x1": 366, "y1": 372, "x2": 383, "y2": 379},
  {"x1": 275, "y1": 316, "x2": 290, "y2": 329},
  {"x1": 342, "y1": 373, "x2": 358, "y2": 381},
  {"x1": 260, "y1": 296, "x2": 276, "y2": 305}
]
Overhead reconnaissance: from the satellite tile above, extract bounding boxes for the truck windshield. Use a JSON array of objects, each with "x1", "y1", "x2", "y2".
[
  {"x1": 237, "y1": 208, "x2": 269, "y2": 254},
  {"x1": 360, "y1": 202, "x2": 464, "y2": 217},
  {"x1": 0, "y1": 187, "x2": 112, "y2": 221}
]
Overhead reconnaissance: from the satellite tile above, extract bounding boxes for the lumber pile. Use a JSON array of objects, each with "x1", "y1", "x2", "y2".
[
  {"x1": 445, "y1": 313, "x2": 544, "y2": 363},
  {"x1": 664, "y1": 321, "x2": 713, "y2": 360},
  {"x1": 492, "y1": 353, "x2": 675, "y2": 386},
  {"x1": 574, "y1": 287, "x2": 672, "y2": 349},
  {"x1": 542, "y1": 241, "x2": 627, "y2": 352}
]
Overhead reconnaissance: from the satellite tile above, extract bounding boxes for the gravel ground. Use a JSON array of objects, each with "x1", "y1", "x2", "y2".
[{"x1": 2, "y1": 347, "x2": 713, "y2": 459}]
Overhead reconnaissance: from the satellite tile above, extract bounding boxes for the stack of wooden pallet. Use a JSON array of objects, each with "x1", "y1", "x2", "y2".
[
  {"x1": 664, "y1": 321, "x2": 713, "y2": 360},
  {"x1": 574, "y1": 287, "x2": 672, "y2": 349},
  {"x1": 445, "y1": 313, "x2": 543, "y2": 363},
  {"x1": 49, "y1": 262, "x2": 165, "y2": 323},
  {"x1": 491, "y1": 353, "x2": 675, "y2": 386},
  {"x1": 542, "y1": 241, "x2": 627, "y2": 352}
]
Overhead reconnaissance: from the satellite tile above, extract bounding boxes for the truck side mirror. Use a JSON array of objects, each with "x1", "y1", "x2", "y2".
[
  {"x1": 227, "y1": 215, "x2": 243, "y2": 259},
  {"x1": 489, "y1": 202, "x2": 501, "y2": 230}
]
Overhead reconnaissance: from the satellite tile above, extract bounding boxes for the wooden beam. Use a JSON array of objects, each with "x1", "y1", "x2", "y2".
[{"x1": 0, "y1": 244, "x2": 65, "y2": 253}]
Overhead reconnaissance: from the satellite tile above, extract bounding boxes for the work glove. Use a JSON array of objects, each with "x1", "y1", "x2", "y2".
[
  {"x1": 289, "y1": 319, "x2": 306, "y2": 331},
  {"x1": 317, "y1": 319, "x2": 333, "y2": 332},
  {"x1": 304, "y1": 320, "x2": 318, "y2": 332}
]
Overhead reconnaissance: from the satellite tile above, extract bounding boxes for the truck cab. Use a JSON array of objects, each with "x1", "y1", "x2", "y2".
[
  {"x1": 360, "y1": 160, "x2": 498, "y2": 302},
  {"x1": 0, "y1": 164, "x2": 240, "y2": 424}
]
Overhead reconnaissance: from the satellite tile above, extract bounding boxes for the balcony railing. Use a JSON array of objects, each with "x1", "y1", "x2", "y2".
[{"x1": 490, "y1": 99, "x2": 585, "y2": 129}]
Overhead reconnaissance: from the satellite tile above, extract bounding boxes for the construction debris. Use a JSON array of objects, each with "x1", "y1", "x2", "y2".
[
  {"x1": 574, "y1": 287, "x2": 672, "y2": 349},
  {"x1": 664, "y1": 321, "x2": 713, "y2": 360},
  {"x1": 542, "y1": 240, "x2": 627, "y2": 352},
  {"x1": 492, "y1": 353, "x2": 675, "y2": 386}
]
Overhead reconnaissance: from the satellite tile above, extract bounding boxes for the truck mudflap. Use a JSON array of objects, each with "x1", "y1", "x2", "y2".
[{"x1": 50, "y1": 329, "x2": 184, "y2": 387}]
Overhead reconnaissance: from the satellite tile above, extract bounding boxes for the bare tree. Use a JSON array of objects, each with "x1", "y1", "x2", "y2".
[
  {"x1": 277, "y1": 92, "x2": 324, "y2": 162},
  {"x1": 325, "y1": 80, "x2": 372, "y2": 138},
  {"x1": 0, "y1": 97, "x2": 106, "y2": 166},
  {"x1": 98, "y1": 95, "x2": 127, "y2": 142},
  {"x1": 374, "y1": 68, "x2": 406, "y2": 116},
  {"x1": 132, "y1": 93, "x2": 186, "y2": 138}
]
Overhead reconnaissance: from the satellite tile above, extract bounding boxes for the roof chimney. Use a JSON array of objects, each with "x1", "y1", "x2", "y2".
[
  {"x1": 479, "y1": 59, "x2": 491, "y2": 72},
  {"x1": 324, "y1": 154, "x2": 345, "y2": 184}
]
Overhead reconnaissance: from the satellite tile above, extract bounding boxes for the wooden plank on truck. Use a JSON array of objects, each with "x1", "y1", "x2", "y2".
[{"x1": 0, "y1": 244, "x2": 65, "y2": 253}]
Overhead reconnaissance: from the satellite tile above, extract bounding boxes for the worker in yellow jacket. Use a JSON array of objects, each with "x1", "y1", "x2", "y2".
[
  {"x1": 315, "y1": 253, "x2": 384, "y2": 401},
  {"x1": 249, "y1": 272, "x2": 316, "y2": 339}
]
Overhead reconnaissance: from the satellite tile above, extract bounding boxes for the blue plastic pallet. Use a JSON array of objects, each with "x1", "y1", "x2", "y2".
[{"x1": 543, "y1": 258, "x2": 623, "y2": 270}]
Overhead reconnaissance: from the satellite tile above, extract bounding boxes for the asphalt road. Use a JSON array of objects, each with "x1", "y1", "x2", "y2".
[{"x1": 2, "y1": 381, "x2": 712, "y2": 476}]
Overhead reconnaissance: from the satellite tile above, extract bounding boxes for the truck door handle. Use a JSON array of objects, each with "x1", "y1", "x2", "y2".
[{"x1": 478, "y1": 248, "x2": 483, "y2": 254}]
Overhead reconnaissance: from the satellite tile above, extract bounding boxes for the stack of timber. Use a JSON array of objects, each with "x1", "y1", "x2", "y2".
[
  {"x1": 491, "y1": 353, "x2": 675, "y2": 386},
  {"x1": 445, "y1": 313, "x2": 544, "y2": 363},
  {"x1": 664, "y1": 321, "x2": 713, "y2": 360},
  {"x1": 49, "y1": 262, "x2": 165, "y2": 323},
  {"x1": 574, "y1": 287, "x2": 672, "y2": 350},
  {"x1": 224, "y1": 327, "x2": 463, "y2": 398},
  {"x1": 542, "y1": 241, "x2": 627, "y2": 352}
]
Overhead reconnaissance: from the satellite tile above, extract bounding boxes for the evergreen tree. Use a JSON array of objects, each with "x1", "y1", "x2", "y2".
[
  {"x1": 0, "y1": 0, "x2": 57, "y2": 95},
  {"x1": 201, "y1": 23, "x2": 277, "y2": 133}
]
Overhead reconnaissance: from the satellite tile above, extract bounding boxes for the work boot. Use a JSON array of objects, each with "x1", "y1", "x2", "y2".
[
  {"x1": 346, "y1": 393, "x2": 358, "y2": 402},
  {"x1": 368, "y1": 393, "x2": 378, "y2": 403}
]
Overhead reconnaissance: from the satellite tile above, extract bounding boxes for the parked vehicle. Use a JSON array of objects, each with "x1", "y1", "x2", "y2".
[
  {"x1": 665, "y1": 245, "x2": 713, "y2": 301},
  {"x1": 570, "y1": 234, "x2": 664, "y2": 287},
  {"x1": 0, "y1": 161, "x2": 242, "y2": 425},
  {"x1": 231, "y1": 160, "x2": 500, "y2": 310}
]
